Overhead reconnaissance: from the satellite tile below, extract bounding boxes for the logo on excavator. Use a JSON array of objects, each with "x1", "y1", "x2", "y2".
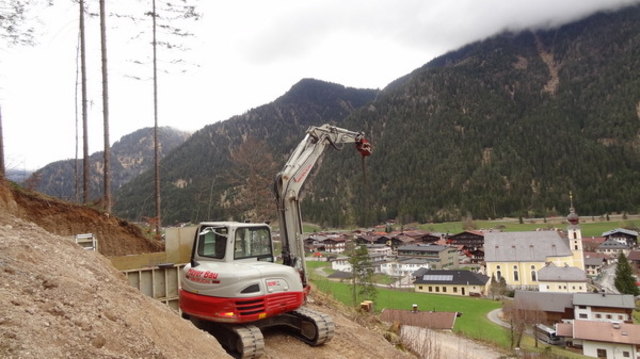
[
  {"x1": 186, "y1": 268, "x2": 220, "y2": 284},
  {"x1": 293, "y1": 164, "x2": 313, "y2": 183}
]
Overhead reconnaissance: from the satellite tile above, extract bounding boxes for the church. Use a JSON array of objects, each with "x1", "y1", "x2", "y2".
[{"x1": 484, "y1": 200, "x2": 585, "y2": 291}]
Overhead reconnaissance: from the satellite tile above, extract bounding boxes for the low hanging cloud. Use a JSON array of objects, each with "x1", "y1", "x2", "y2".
[{"x1": 242, "y1": 0, "x2": 640, "y2": 64}]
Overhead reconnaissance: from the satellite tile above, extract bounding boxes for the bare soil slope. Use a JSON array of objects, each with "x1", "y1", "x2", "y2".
[
  {"x1": 0, "y1": 182, "x2": 415, "y2": 358},
  {"x1": 6, "y1": 184, "x2": 162, "y2": 256}
]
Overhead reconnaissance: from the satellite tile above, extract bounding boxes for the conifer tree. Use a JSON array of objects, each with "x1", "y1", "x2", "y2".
[
  {"x1": 348, "y1": 244, "x2": 377, "y2": 306},
  {"x1": 614, "y1": 252, "x2": 639, "y2": 295}
]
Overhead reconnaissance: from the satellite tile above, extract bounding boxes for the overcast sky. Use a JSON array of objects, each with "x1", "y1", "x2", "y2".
[{"x1": 1, "y1": 0, "x2": 638, "y2": 171}]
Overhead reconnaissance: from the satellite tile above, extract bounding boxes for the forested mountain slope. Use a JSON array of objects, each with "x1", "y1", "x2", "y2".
[
  {"x1": 27, "y1": 127, "x2": 190, "y2": 202},
  {"x1": 114, "y1": 80, "x2": 379, "y2": 223},
  {"x1": 116, "y1": 5, "x2": 640, "y2": 227},
  {"x1": 308, "y1": 5, "x2": 640, "y2": 225}
]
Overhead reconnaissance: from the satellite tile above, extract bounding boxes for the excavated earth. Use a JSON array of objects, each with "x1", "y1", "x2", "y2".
[
  {"x1": 8, "y1": 184, "x2": 163, "y2": 256},
  {"x1": 0, "y1": 182, "x2": 415, "y2": 359}
]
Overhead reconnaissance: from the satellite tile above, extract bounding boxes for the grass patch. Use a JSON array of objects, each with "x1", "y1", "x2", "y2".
[
  {"x1": 312, "y1": 278, "x2": 508, "y2": 346},
  {"x1": 416, "y1": 219, "x2": 639, "y2": 237}
]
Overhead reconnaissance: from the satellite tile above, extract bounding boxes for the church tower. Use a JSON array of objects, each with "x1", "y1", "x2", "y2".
[{"x1": 566, "y1": 192, "x2": 585, "y2": 270}]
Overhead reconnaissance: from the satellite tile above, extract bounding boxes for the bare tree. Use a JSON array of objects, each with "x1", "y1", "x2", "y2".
[
  {"x1": 503, "y1": 300, "x2": 546, "y2": 349},
  {"x1": 227, "y1": 136, "x2": 277, "y2": 222},
  {"x1": 79, "y1": 0, "x2": 89, "y2": 203},
  {"x1": 401, "y1": 326, "x2": 442, "y2": 359},
  {"x1": 99, "y1": 0, "x2": 111, "y2": 213}
]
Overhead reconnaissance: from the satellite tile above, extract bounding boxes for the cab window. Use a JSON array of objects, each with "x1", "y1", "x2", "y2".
[
  {"x1": 197, "y1": 226, "x2": 228, "y2": 259},
  {"x1": 234, "y1": 227, "x2": 273, "y2": 261}
]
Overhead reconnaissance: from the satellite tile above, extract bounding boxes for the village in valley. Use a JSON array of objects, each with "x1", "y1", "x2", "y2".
[{"x1": 302, "y1": 203, "x2": 640, "y2": 359}]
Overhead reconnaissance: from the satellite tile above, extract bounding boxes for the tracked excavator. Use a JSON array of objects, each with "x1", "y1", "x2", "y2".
[{"x1": 179, "y1": 124, "x2": 372, "y2": 358}]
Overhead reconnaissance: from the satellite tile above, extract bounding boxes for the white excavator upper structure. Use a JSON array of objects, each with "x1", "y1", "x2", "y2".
[{"x1": 179, "y1": 124, "x2": 371, "y2": 358}]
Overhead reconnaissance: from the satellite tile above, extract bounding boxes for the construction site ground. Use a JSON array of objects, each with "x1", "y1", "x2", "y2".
[{"x1": 0, "y1": 182, "x2": 505, "y2": 358}]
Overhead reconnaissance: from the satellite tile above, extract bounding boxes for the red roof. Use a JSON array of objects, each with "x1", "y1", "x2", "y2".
[{"x1": 582, "y1": 236, "x2": 606, "y2": 244}]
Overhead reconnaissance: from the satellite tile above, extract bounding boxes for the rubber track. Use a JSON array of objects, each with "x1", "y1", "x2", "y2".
[
  {"x1": 232, "y1": 324, "x2": 265, "y2": 359},
  {"x1": 291, "y1": 307, "x2": 335, "y2": 346}
]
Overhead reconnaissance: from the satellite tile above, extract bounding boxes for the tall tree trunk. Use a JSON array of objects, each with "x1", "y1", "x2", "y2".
[
  {"x1": 100, "y1": 0, "x2": 111, "y2": 213},
  {"x1": 74, "y1": 31, "x2": 81, "y2": 202},
  {"x1": 152, "y1": 0, "x2": 161, "y2": 235},
  {"x1": 0, "y1": 105, "x2": 4, "y2": 179},
  {"x1": 79, "y1": 0, "x2": 89, "y2": 203}
]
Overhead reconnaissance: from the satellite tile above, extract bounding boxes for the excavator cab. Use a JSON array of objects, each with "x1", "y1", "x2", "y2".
[{"x1": 193, "y1": 224, "x2": 274, "y2": 263}]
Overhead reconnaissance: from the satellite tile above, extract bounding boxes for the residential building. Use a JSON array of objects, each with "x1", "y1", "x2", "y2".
[
  {"x1": 537, "y1": 263, "x2": 588, "y2": 293},
  {"x1": 513, "y1": 291, "x2": 575, "y2": 324},
  {"x1": 397, "y1": 244, "x2": 458, "y2": 269},
  {"x1": 447, "y1": 230, "x2": 486, "y2": 263},
  {"x1": 602, "y1": 228, "x2": 638, "y2": 247},
  {"x1": 414, "y1": 270, "x2": 489, "y2": 296},
  {"x1": 628, "y1": 250, "x2": 640, "y2": 272},
  {"x1": 331, "y1": 256, "x2": 351, "y2": 272},
  {"x1": 402, "y1": 230, "x2": 441, "y2": 244},
  {"x1": 597, "y1": 239, "x2": 632, "y2": 259},
  {"x1": 573, "y1": 293, "x2": 636, "y2": 323},
  {"x1": 584, "y1": 252, "x2": 607, "y2": 277},
  {"x1": 556, "y1": 320, "x2": 640, "y2": 359},
  {"x1": 381, "y1": 257, "x2": 432, "y2": 277}
]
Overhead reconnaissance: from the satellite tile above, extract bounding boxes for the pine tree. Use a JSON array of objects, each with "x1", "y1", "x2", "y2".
[
  {"x1": 348, "y1": 244, "x2": 377, "y2": 306},
  {"x1": 614, "y1": 252, "x2": 639, "y2": 296}
]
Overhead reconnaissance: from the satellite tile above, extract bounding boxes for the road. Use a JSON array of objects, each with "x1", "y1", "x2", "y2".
[{"x1": 594, "y1": 263, "x2": 619, "y2": 294}]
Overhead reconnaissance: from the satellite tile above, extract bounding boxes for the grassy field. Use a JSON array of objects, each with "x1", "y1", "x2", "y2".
[
  {"x1": 313, "y1": 279, "x2": 507, "y2": 345},
  {"x1": 415, "y1": 218, "x2": 640, "y2": 237},
  {"x1": 308, "y1": 267, "x2": 509, "y2": 347}
]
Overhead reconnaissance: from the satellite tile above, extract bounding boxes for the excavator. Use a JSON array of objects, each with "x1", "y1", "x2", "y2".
[{"x1": 179, "y1": 124, "x2": 372, "y2": 358}]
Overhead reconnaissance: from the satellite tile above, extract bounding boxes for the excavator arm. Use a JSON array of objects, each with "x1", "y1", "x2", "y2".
[{"x1": 273, "y1": 124, "x2": 371, "y2": 288}]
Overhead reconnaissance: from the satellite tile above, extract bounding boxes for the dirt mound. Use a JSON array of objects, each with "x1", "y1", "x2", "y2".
[
  {"x1": 0, "y1": 213, "x2": 230, "y2": 358},
  {"x1": 6, "y1": 183, "x2": 162, "y2": 256}
]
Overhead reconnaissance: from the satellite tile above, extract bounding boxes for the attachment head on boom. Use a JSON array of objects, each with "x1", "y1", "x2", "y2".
[{"x1": 356, "y1": 136, "x2": 372, "y2": 157}]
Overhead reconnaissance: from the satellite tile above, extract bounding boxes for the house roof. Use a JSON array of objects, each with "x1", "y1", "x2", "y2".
[
  {"x1": 379, "y1": 309, "x2": 458, "y2": 330},
  {"x1": 484, "y1": 231, "x2": 572, "y2": 262},
  {"x1": 581, "y1": 236, "x2": 606, "y2": 245},
  {"x1": 448, "y1": 230, "x2": 485, "y2": 239},
  {"x1": 414, "y1": 270, "x2": 488, "y2": 286},
  {"x1": 602, "y1": 228, "x2": 639, "y2": 238},
  {"x1": 537, "y1": 263, "x2": 587, "y2": 282},
  {"x1": 398, "y1": 244, "x2": 450, "y2": 253},
  {"x1": 572, "y1": 293, "x2": 636, "y2": 309},
  {"x1": 598, "y1": 239, "x2": 631, "y2": 249},
  {"x1": 572, "y1": 320, "x2": 640, "y2": 345},
  {"x1": 584, "y1": 256, "x2": 606, "y2": 266},
  {"x1": 327, "y1": 271, "x2": 353, "y2": 279},
  {"x1": 513, "y1": 291, "x2": 573, "y2": 313},
  {"x1": 413, "y1": 267, "x2": 429, "y2": 277},
  {"x1": 628, "y1": 250, "x2": 640, "y2": 261}
]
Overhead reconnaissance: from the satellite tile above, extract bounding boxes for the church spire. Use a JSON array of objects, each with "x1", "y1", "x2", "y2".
[{"x1": 567, "y1": 191, "x2": 579, "y2": 225}]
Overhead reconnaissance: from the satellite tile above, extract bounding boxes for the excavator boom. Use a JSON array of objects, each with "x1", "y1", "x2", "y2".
[{"x1": 274, "y1": 124, "x2": 371, "y2": 287}]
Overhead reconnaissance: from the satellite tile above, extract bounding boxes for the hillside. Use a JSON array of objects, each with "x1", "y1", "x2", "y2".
[
  {"x1": 114, "y1": 79, "x2": 379, "y2": 224},
  {"x1": 0, "y1": 180, "x2": 415, "y2": 359},
  {"x1": 306, "y1": 4, "x2": 640, "y2": 225},
  {"x1": 116, "y1": 5, "x2": 640, "y2": 228},
  {"x1": 27, "y1": 127, "x2": 190, "y2": 203},
  {"x1": 5, "y1": 182, "x2": 162, "y2": 256}
]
